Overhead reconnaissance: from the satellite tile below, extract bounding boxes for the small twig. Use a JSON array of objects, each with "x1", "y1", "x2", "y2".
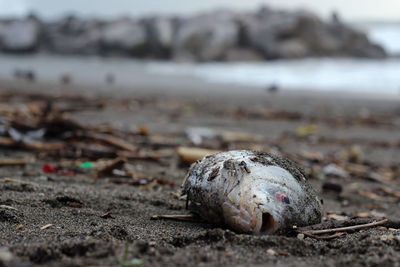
[
  {"x1": 95, "y1": 158, "x2": 126, "y2": 178},
  {"x1": 151, "y1": 214, "x2": 203, "y2": 223},
  {"x1": 0, "y1": 159, "x2": 27, "y2": 166},
  {"x1": 298, "y1": 219, "x2": 388, "y2": 235},
  {"x1": 0, "y1": 205, "x2": 18, "y2": 211},
  {"x1": 40, "y1": 224, "x2": 53, "y2": 230},
  {"x1": 84, "y1": 132, "x2": 138, "y2": 152},
  {"x1": 101, "y1": 211, "x2": 114, "y2": 219},
  {"x1": 302, "y1": 232, "x2": 346, "y2": 240}
]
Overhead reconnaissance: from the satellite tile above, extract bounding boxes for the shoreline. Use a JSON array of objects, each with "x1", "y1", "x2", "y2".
[
  {"x1": 1, "y1": 53, "x2": 399, "y2": 97},
  {"x1": 1, "y1": 76, "x2": 399, "y2": 110}
]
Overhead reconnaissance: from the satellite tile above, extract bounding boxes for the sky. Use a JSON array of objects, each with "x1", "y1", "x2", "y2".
[{"x1": 0, "y1": 0, "x2": 399, "y2": 22}]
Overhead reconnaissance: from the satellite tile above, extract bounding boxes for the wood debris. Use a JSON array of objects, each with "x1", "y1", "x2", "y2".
[
  {"x1": 177, "y1": 146, "x2": 220, "y2": 164},
  {"x1": 0, "y1": 159, "x2": 27, "y2": 166},
  {"x1": 297, "y1": 219, "x2": 388, "y2": 240},
  {"x1": 0, "y1": 205, "x2": 18, "y2": 211},
  {"x1": 40, "y1": 224, "x2": 53, "y2": 230},
  {"x1": 101, "y1": 211, "x2": 114, "y2": 219},
  {"x1": 95, "y1": 158, "x2": 126, "y2": 178},
  {"x1": 150, "y1": 214, "x2": 203, "y2": 223}
]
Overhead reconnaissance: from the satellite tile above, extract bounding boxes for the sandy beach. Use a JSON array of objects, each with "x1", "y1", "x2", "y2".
[{"x1": 1, "y1": 78, "x2": 400, "y2": 266}]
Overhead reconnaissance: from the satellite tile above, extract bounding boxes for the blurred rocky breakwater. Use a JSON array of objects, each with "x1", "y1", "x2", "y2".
[{"x1": 0, "y1": 7, "x2": 386, "y2": 61}]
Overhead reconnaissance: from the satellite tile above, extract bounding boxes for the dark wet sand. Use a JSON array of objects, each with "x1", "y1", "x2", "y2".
[{"x1": 1, "y1": 78, "x2": 400, "y2": 266}]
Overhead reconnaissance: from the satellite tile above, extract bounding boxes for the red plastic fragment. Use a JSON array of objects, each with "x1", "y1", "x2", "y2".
[
  {"x1": 42, "y1": 164, "x2": 57, "y2": 173},
  {"x1": 42, "y1": 164, "x2": 75, "y2": 176}
]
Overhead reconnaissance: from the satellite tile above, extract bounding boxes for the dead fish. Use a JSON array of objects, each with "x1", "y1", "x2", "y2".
[{"x1": 182, "y1": 150, "x2": 323, "y2": 234}]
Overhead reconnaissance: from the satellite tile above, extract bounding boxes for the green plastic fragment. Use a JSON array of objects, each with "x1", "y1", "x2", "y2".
[{"x1": 79, "y1": 162, "x2": 93, "y2": 169}]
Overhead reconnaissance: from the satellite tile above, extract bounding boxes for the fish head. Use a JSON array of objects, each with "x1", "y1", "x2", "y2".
[
  {"x1": 250, "y1": 182, "x2": 322, "y2": 235},
  {"x1": 222, "y1": 183, "x2": 291, "y2": 235},
  {"x1": 222, "y1": 165, "x2": 322, "y2": 235},
  {"x1": 249, "y1": 185, "x2": 294, "y2": 235}
]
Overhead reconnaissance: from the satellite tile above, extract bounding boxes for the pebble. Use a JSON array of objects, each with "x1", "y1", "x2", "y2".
[
  {"x1": 297, "y1": 233, "x2": 305, "y2": 240},
  {"x1": 267, "y1": 248, "x2": 278, "y2": 256},
  {"x1": 380, "y1": 235, "x2": 393, "y2": 241},
  {"x1": 341, "y1": 200, "x2": 349, "y2": 207},
  {"x1": 0, "y1": 247, "x2": 13, "y2": 264},
  {"x1": 37, "y1": 175, "x2": 49, "y2": 181},
  {"x1": 322, "y1": 164, "x2": 349, "y2": 178}
]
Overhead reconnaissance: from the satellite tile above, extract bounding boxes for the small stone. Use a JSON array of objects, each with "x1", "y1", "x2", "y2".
[
  {"x1": 135, "y1": 240, "x2": 149, "y2": 253},
  {"x1": 37, "y1": 175, "x2": 49, "y2": 181},
  {"x1": 341, "y1": 200, "x2": 349, "y2": 207},
  {"x1": 0, "y1": 247, "x2": 13, "y2": 264},
  {"x1": 322, "y1": 180, "x2": 343, "y2": 193},
  {"x1": 267, "y1": 248, "x2": 277, "y2": 256},
  {"x1": 322, "y1": 164, "x2": 349, "y2": 179},
  {"x1": 138, "y1": 125, "x2": 150, "y2": 135},
  {"x1": 380, "y1": 235, "x2": 393, "y2": 241},
  {"x1": 326, "y1": 214, "x2": 348, "y2": 221},
  {"x1": 225, "y1": 251, "x2": 233, "y2": 257},
  {"x1": 297, "y1": 233, "x2": 305, "y2": 240}
]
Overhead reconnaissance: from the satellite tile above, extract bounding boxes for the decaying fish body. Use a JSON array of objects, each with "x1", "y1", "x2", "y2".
[{"x1": 182, "y1": 150, "x2": 323, "y2": 234}]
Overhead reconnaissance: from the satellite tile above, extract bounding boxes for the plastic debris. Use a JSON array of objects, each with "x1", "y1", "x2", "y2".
[
  {"x1": 323, "y1": 164, "x2": 349, "y2": 179},
  {"x1": 296, "y1": 124, "x2": 318, "y2": 137},
  {"x1": 79, "y1": 162, "x2": 93, "y2": 169},
  {"x1": 42, "y1": 164, "x2": 56, "y2": 173},
  {"x1": 42, "y1": 164, "x2": 75, "y2": 176}
]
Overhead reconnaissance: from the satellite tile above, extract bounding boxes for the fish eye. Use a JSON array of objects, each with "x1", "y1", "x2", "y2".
[{"x1": 283, "y1": 196, "x2": 290, "y2": 204}]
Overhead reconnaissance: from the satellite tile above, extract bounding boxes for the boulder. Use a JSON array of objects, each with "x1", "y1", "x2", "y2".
[
  {"x1": 329, "y1": 23, "x2": 386, "y2": 58},
  {"x1": 143, "y1": 17, "x2": 175, "y2": 58},
  {"x1": 295, "y1": 15, "x2": 386, "y2": 58},
  {"x1": 237, "y1": 7, "x2": 309, "y2": 59},
  {"x1": 99, "y1": 18, "x2": 147, "y2": 56},
  {"x1": 43, "y1": 16, "x2": 102, "y2": 54},
  {"x1": 238, "y1": 7, "x2": 386, "y2": 59},
  {"x1": 225, "y1": 48, "x2": 264, "y2": 61},
  {"x1": 276, "y1": 39, "x2": 309, "y2": 58},
  {"x1": 173, "y1": 9, "x2": 239, "y2": 61},
  {"x1": 0, "y1": 19, "x2": 41, "y2": 52}
]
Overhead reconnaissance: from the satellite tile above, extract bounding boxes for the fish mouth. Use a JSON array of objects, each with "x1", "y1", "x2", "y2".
[{"x1": 260, "y1": 212, "x2": 275, "y2": 233}]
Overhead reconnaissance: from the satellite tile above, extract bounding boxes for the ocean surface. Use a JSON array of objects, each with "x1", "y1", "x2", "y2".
[{"x1": 0, "y1": 23, "x2": 398, "y2": 95}]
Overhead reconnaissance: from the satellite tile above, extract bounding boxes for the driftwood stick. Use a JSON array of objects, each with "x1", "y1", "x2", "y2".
[
  {"x1": 0, "y1": 159, "x2": 27, "y2": 166},
  {"x1": 298, "y1": 219, "x2": 388, "y2": 235},
  {"x1": 302, "y1": 232, "x2": 346, "y2": 240},
  {"x1": 150, "y1": 214, "x2": 203, "y2": 223}
]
